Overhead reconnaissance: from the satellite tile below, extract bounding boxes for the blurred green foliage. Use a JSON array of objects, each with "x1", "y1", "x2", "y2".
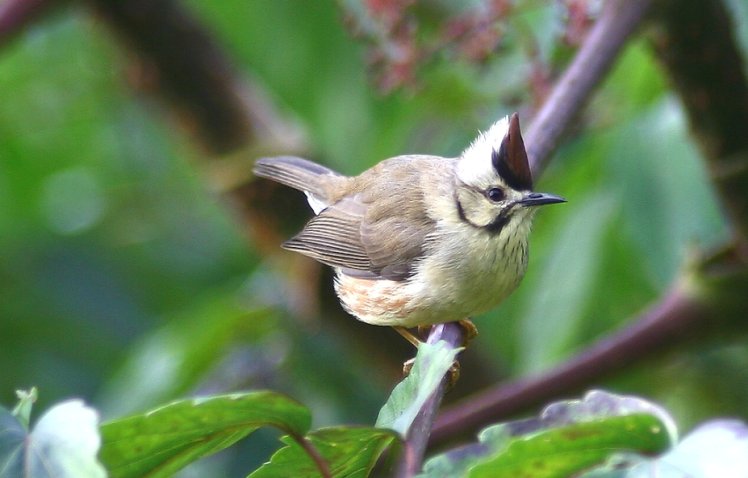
[{"x1": 1, "y1": 0, "x2": 747, "y2": 475}]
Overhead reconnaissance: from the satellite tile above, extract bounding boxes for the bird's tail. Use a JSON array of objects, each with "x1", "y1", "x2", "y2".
[{"x1": 253, "y1": 156, "x2": 340, "y2": 198}]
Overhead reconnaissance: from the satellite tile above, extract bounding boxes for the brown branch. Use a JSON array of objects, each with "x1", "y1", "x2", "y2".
[
  {"x1": 526, "y1": 0, "x2": 654, "y2": 176},
  {"x1": 432, "y1": 287, "x2": 704, "y2": 445},
  {"x1": 87, "y1": 0, "x2": 253, "y2": 154},
  {"x1": 394, "y1": 323, "x2": 464, "y2": 477},
  {"x1": 648, "y1": 0, "x2": 748, "y2": 246}
]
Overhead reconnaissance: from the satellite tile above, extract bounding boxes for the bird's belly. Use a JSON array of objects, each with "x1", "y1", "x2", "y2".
[
  {"x1": 417, "y1": 236, "x2": 527, "y2": 321},
  {"x1": 333, "y1": 232, "x2": 529, "y2": 327}
]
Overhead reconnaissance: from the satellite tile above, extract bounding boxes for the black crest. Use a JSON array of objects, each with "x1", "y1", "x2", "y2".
[{"x1": 491, "y1": 113, "x2": 533, "y2": 191}]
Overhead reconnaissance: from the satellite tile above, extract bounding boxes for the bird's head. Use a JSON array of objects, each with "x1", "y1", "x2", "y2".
[{"x1": 455, "y1": 113, "x2": 565, "y2": 234}]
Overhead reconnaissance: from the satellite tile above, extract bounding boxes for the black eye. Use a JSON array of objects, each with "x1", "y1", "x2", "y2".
[{"x1": 486, "y1": 187, "x2": 505, "y2": 202}]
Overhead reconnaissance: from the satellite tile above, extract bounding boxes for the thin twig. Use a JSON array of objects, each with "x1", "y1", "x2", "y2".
[
  {"x1": 526, "y1": 0, "x2": 654, "y2": 176},
  {"x1": 394, "y1": 323, "x2": 465, "y2": 477}
]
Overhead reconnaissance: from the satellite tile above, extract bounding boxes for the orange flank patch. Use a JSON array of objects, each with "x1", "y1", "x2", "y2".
[{"x1": 334, "y1": 274, "x2": 415, "y2": 326}]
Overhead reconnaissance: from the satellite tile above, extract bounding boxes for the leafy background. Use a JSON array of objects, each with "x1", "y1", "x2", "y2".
[{"x1": 1, "y1": 0, "x2": 747, "y2": 475}]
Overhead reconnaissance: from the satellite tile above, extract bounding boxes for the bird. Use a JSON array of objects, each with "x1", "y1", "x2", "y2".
[{"x1": 253, "y1": 113, "x2": 564, "y2": 344}]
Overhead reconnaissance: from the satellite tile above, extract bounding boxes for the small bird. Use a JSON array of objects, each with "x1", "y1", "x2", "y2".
[{"x1": 254, "y1": 113, "x2": 564, "y2": 342}]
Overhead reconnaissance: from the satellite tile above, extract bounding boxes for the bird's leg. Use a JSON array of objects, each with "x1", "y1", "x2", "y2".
[
  {"x1": 394, "y1": 326, "x2": 422, "y2": 347},
  {"x1": 402, "y1": 357, "x2": 416, "y2": 376},
  {"x1": 395, "y1": 321, "x2": 477, "y2": 389}
]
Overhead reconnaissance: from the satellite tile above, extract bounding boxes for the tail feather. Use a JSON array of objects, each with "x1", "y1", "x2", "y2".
[{"x1": 253, "y1": 156, "x2": 340, "y2": 198}]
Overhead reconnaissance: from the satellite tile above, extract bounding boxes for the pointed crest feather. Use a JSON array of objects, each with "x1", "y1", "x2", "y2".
[
  {"x1": 493, "y1": 113, "x2": 533, "y2": 190},
  {"x1": 457, "y1": 113, "x2": 534, "y2": 190}
]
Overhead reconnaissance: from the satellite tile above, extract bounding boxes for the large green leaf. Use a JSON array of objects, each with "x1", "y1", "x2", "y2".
[
  {"x1": 608, "y1": 101, "x2": 728, "y2": 287},
  {"x1": 583, "y1": 419, "x2": 748, "y2": 478},
  {"x1": 376, "y1": 340, "x2": 461, "y2": 436},
  {"x1": 419, "y1": 390, "x2": 675, "y2": 478},
  {"x1": 0, "y1": 400, "x2": 105, "y2": 478},
  {"x1": 99, "y1": 391, "x2": 310, "y2": 478},
  {"x1": 467, "y1": 414, "x2": 667, "y2": 478},
  {"x1": 250, "y1": 427, "x2": 398, "y2": 478},
  {"x1": 519, "y1": 190, "x2": 616, "y2": 373}
]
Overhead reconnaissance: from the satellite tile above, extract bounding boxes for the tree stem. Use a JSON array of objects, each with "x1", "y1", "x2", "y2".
[
  {"x1": 394, "y1": 323, "x2": 464, "y2": 477},
  {"x1": 526, "y1": 0, "x2": 654, "y2": 176}
]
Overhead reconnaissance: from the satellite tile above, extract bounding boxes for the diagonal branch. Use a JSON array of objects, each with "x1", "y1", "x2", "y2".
[
  {"x1": 398, "y1": 0, "x2": 658, "y2": 452},
  {"x1": 88, "y1": 0, "x2": 254, "y2": 154},
  {"x1": 432, "y1": 286, "x2": 704, "y2": 444},
  {"x1": 526, "y1": 0, "x2": 654, "y2": 176}
]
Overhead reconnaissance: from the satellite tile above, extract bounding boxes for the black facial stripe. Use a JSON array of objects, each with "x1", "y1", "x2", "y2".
[
  {"x1": 485, "y1": 210, "x2": 511, "y2": 235},
  {"x1": 492, "y1": 147, "x2": 533, "y2": 191},
  {"x1": 456, "y1": 194, "x2": 514, "y2": 236},
  {"x1": 456, "y1": 197, "x2": 470, "y2": 224}
]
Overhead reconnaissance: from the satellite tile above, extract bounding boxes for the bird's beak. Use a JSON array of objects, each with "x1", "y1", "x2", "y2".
[{"x1": 518, "y1": 192, "x2": 566, "y2": 207}]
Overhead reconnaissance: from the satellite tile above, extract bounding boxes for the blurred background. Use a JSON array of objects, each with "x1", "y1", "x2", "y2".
[{"x1": 1, "y1": 0, "x2": 747, "y2": 474}]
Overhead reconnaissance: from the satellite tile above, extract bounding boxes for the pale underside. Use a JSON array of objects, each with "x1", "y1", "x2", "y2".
[{"x1": 333, "y1": 214, "x2": 531, "y2": 327}]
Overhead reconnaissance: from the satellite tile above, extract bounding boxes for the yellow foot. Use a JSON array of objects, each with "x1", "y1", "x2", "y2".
[
  {"x1": 457, "y1": 319, "x2": 478, "y2": 346},
  {"x1": 401, "y1": 357, "x2": 459, "y2": 386},
  {"x1": 402, "y1": 358, "x2": 460, "y2": 386},
  {"x1": 447, "y1": 360, "x2": 461, "y2": 390}
]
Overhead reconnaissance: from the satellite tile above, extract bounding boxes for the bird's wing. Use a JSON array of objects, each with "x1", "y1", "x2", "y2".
[
  {"x1": 283, "y1": 196, "x2": 373, "y2": 272},
  {"x1": 283, "y1": 157, "x2": 438, "y2": 280}
]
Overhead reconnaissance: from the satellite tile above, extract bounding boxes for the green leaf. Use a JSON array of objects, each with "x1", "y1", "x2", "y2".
[
  {"x1": 584, "y1": 419, "x2": 748, "y2": 478},
  {"x1": 608, "y1": 101, "x2": 728, "y2": 287},
  {"x1": 420, "y1": 390, "x2": 675, "y2": 478},
  {"x1": 0, "y1": 400, "x2": 105, "y2": 478},
  {"x1": 468, "y1": 414, "x2": 668, "y2": 478},
  {"x1": 250, "y1": 427, "x2": 398, "y2": 478},
  {"x1": 100, "y1": 391, "x2": 310, "y2": 478},
  {"x1": 376, "y1": 340, "x2": 461, "y2": 436},
  {"x1": 519, "y1": 190, "x2": 616, "y2": 373}
]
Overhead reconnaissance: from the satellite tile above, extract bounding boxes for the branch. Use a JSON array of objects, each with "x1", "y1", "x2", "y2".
[
  {"x1": 648, "y1": 0, "x2": 748, "y2": 246},
  {"x1": 526, "y1": 0, "x2": 654, "y2": 176},
  {"x1": 88, "y1": 0, "x2": 253, "y2": 154},
  {"x1": 394, "y1": 323, "x2": 464, "y2": 477},
  {"x1": 432, "y1": 287, "x2": 703, "y2": 444}
]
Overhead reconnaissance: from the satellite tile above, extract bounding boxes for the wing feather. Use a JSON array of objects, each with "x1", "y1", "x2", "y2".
[
  {"x1": 283, "y1": 156, "x2": 447, "y2": 281},
  {"x1": 283, "y1": 197, "x2": 372, "y2": 271}
]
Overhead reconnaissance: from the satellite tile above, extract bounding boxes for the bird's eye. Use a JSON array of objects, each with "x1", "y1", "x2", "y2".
[{"x1": 486, "y1": 187, "x2": 505, "y2": 202}]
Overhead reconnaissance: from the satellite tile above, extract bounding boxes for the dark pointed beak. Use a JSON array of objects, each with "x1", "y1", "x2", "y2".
[{"x1": 518, "y1": 192, "x2": 566, "y2": 207}]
